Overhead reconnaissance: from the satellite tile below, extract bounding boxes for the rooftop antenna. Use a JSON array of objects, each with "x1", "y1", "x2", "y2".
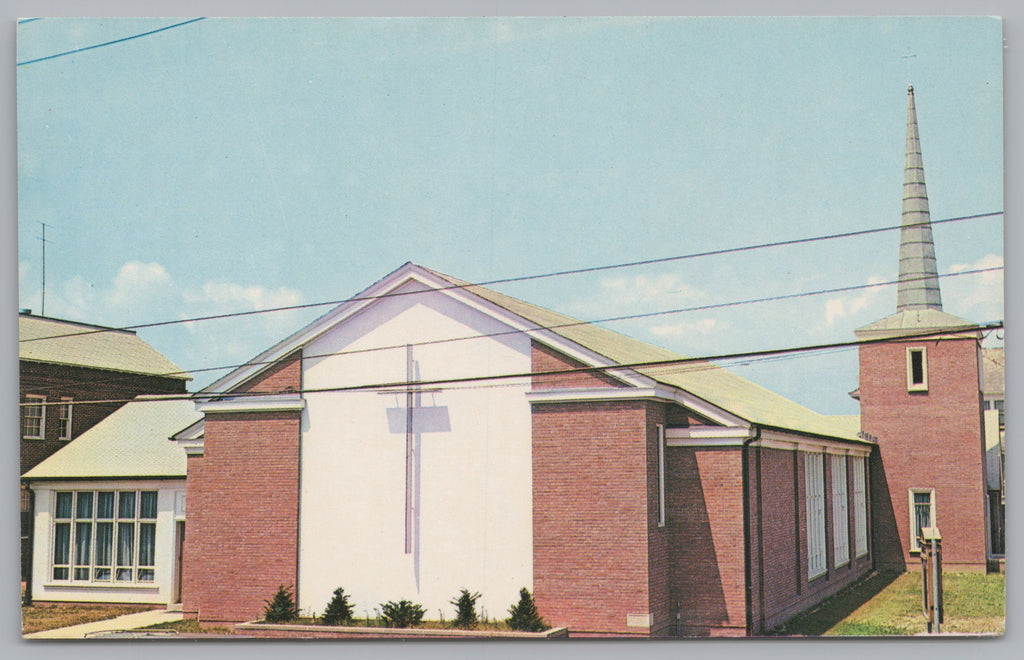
[{"x1": 38, "y1": 222, "x2": 53, "y2": 316}]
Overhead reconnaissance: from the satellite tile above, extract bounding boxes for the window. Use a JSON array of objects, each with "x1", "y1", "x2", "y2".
[
  {"x1": 852, "y1": 456, "x2": 868, "y2": 558},
  {"x1": 22, "y1": 394, "x2": 46, "y2": 439},
  {"x1": 994, "y1": 399, "x2": 1005, "y2": 427},
  {"x1": 909, "y1": 488, "x2": 936, "y2": 552},
  {"x1": 907, "y1": 347, "x2": 928, "y2": 392},
  {"x1": 805, "y1": 452, "x2": 827, "y2": 579},
  {"x1": 51, "y1": 490, "x2": 157, "y2": 583},
  {"x1": 58, "y1": 398, "x2": 73, "y2": 440},
  {"x1": 657, "y1": 424, "x2": 666, "y2": 528},
  {"x1": 831, "y1": 455, "x2": 849, "y2": 567}
]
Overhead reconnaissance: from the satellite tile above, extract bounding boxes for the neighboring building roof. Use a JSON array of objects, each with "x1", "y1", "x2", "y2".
[
  {"x1": 982, "y1": 348, "x2": 1005, "y2": 395},
  {"x1": 22, "y1": 397, "x2": 198, "y2": 480},
  {"x1": 19, "y1": 314, "x2": 189, "y2": 380},
  {"x1": 426, "y1": 267, "x2": 865, "y2": 442}
]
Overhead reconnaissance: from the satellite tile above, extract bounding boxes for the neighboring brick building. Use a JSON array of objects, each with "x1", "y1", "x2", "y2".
[
  {"x1": 854, "y1": 87, "x2": 994, "y2": 573},
  {"x1": 174, "y1": 262, "x2": 874, "y2": 636},
  {"x1": 19, "y1": 313, "x2": 190, "y2": 581}
]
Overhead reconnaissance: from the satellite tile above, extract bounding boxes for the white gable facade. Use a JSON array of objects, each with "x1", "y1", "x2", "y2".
[{"x1": 296, "y1": 276, "x2": 534, "y2": 618}]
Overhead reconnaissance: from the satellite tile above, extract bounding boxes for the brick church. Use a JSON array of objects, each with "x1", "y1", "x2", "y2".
[
  {"x1": 170, "y1": 86, "x2": 993, "y2": 636},
  {"x1": 25, "y1": 88, "x2": 995, "y2": 636}
]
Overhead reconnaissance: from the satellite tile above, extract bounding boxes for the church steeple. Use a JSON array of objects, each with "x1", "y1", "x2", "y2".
[{"x1": 896, "y1": 85, "x2": 943, "y2": 312}]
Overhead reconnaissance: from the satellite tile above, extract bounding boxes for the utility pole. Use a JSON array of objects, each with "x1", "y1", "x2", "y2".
[{"x1": 38, "y1": 222, "x2": 52, "y2": 316}]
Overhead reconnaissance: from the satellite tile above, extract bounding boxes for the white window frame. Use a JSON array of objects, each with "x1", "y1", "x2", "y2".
[
  {"x1": 58, "y1": 398, "x2": 73, "y2": 441},
  {"x1": 831, "y1": 455, "x2": 849, "y2": 568},
  {"x1": 805, "y1": 452, "x2": 827, "y2": 580},
  {"x1": 22, "y1": 394, "x2": 46, "y2": 439},
  {"x1": 907, "y1": 347, "x2": 928, "y2": 392},
  {"x1": 908, "y1": 488, "x2": 937, "y2": 553},
  {"x1": 657, "y1": 424, "x2": 666, "y2": 528},
  {"x1": 851, "y1": 456, "x2": 868, "y2": 558},
  {"x1": 50, "y1": 489, "x2": 158, "y2": 584}
]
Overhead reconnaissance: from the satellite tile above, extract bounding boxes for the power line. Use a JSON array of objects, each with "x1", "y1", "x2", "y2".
[
  {"x1": 20, "y1": 321, "x2": 1002, "y2": 409},
  {"x1": 19, "y1": 265, "x2": 1003, "y2": 391},
  {"x1": 19, "y1": 211, "x2": 1002, "y2": 344},
  {"x1": 17, "y1": 17, "x2": 207, "y2": 67}
]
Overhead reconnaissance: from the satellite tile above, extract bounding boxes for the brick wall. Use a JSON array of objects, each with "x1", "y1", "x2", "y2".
[
  {"x1": 748, "y1": 448, "x2": 873, "y2": 633},
  {"x1": 668, "y1": 446, "x2": 747, "y2": 636},
  {"x1": 20, "y1": 361, "x2": 187, "y2": 474},
  {"x1": 859, "y1": 337, "x2": 987, "y2": 571},
  {"x1": 233, "y1": 351, "x2": 302, "y2": 394},
  {"x1": 531, "y1": 341, "x2": 627, "y2": 390},
  {"x1": 182, "y1": 410, "x2": 302, "y2": 623},
  {"x1": 182, "y1": 350, "x2": 304, "y2": 623},
  {"x1": 531, "y1": 399, "x2": 654, "y2": 636}
]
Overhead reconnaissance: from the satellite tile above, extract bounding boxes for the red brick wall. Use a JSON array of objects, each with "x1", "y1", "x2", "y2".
[
  {"x1": 859, "y1": 337, "x2": 987, "y2": 570},
  {"x1": 20, "y1": 361, "x2": 187, "y2": 474},
  {"x1": 182, "y1": 410, "x2": 302, "y2": 623},
  {"x1": 668, "y1": 446, "x2": 747, "y2": 636},
  {"x1": 531, "y1": 400, "x2": 654, "y2": 635},
  {"x1": 531, "y1": 341, "x2": 627, "y2": 390},
  {"x1": 748, "y1": 448, "x2": 873, "y2": 633},
  {"x1": 234, "y1": 351, "x2": 302, "y2": 394}
]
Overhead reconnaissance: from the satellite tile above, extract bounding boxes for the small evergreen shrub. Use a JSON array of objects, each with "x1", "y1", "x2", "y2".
[
  {"x1": 506, "y1": 587, "x2": 546, "y2": 632},
  {"x1": 450, "y1": 589, "x2": 482, "y2": 629},
  {"x1": 263, "y1": 584, "x2": 300, "y2": 623},
  {"x1": 380, "y1": 600, "x2": 426, "y2": 628},
  {"x1": 321, "y1": 587, "x2": 356, "y2": 626}
]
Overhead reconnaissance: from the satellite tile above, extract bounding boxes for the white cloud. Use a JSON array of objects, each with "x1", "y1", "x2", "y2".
[
  {"x1": 596, "y1": 273, "x2": 707, "y2": 310},
  {"x1": 945, "y1": 253, "x2": 1004, "y2": 320},
  {"x1": 824, "y1": 276, "x2": 888, "y2": 326},
  {"x1": 183, "y1": 281, "x2": 302, "y2": 311},
  {"x1": 107, "y1": 261, "x2": 174, "y2": 308}
]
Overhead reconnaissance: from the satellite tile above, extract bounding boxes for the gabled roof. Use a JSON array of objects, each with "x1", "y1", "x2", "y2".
[
  {"x1": 19, "y1": 314, "x2": 190, "y2": 380},
  {"x1": 22, "y1": 397, "x2": 198, "y2": 480},
  {"x1": 425, "y1": 268, "x2": 863, "y2": 441},
  {"x1": 207, "y1": 263, "x2": 864, "y2": 442}
]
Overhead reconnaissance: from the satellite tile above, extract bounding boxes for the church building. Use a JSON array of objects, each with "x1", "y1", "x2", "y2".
[{"x1": 175, "y1": 264, "x2": 875, "y2": 636}]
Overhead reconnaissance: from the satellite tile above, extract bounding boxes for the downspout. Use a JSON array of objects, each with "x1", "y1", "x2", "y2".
[{"x1": 742, "y1": 425, "x2": 761, "y2": 635}]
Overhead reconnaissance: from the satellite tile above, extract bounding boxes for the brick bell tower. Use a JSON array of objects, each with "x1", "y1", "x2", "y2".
[{"x1": 855, "y1": 86, "x2": 989, "y2": 572}]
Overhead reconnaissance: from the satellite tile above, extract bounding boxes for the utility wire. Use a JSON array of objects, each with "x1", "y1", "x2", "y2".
[
  {"x1": 19, "y1": 265, "x2": 1003, "y2": 391},
  {"x1": 17, "y1": 17, "x2": 207, "y2": 67},
  {"x1": 20, "y1": 321, "x2": 1003, "y2": 408},
  {"x1": 19, "y1": 211, "x2": 1003, "y2": 344}
]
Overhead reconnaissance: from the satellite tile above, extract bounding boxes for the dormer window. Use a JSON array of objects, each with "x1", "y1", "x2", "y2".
[{"x1": 907, "y1": 347, "x2": 928, "y2": 392}]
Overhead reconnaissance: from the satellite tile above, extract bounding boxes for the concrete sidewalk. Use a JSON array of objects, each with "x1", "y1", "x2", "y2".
[{"x1": 24, "y1": 609, "x2": 183, "y2": 639}]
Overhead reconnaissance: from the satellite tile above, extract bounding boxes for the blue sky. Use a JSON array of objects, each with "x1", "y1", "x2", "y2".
[{"x1": 16, "y1": 16, "x2": 1003, "y2": 414}]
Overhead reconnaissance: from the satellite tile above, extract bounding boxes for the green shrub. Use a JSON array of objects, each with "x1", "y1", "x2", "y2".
[
  {"x1": 380, "y1": 600, "x2": 426, "y2": 628},
  {"x1": 450, "y1": 589, "x2": 482, "y2": 629},
  {"x1": 263, "y1": 584, "x2": 299, "y2": 623},
  {"x1": 506, "y1": 587, "x2": 546, "y2": 632},
  {"x1": 321, "y1": 587, "x2": 355, "y2": 626}
]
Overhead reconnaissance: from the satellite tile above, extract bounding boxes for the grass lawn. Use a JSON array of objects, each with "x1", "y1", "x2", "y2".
[
  {"x1": 21, "y1": 602, "x2": 154, "y2": 635},
  {"x1": 775, "y1": 571, "x2": 1005, "y2": 636}
]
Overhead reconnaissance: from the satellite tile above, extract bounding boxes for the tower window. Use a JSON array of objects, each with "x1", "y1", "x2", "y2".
[{"x1": 907, "y1": 347, "x2": 928, "y2": 392}]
